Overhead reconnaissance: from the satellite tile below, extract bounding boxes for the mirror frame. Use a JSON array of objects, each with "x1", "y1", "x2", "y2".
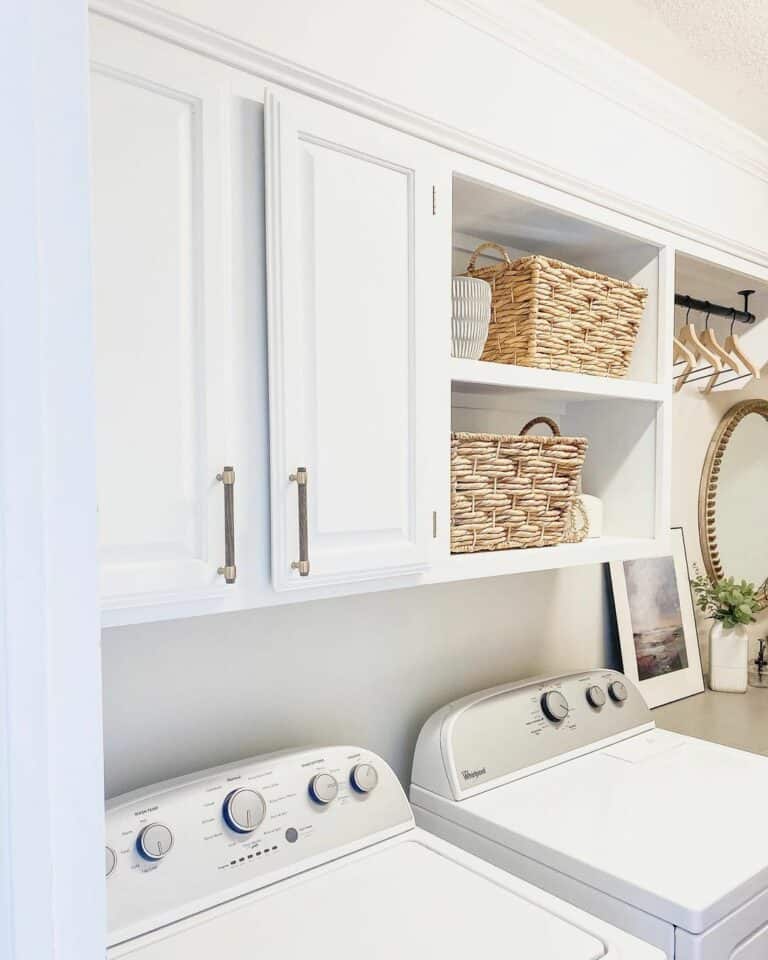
[{"x1": 699, "y1": 398, "x2": 768, "y2": 598}]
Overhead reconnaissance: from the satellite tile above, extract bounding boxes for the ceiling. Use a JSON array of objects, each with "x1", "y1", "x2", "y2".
[
  {"x1": 637, "y1": 0, "x2": 768, "y2": 86},
  {"x1": 537, "y1": 0, "x2": 768, "y2": 140}
]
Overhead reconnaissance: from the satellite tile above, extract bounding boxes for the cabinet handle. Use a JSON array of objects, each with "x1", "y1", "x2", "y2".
[
  {"x1": 216, "y1": 466, "x2": 236, "y2": 584},
  {"x1": 289, "y1": 467, "x2": 310, "y2": 576}
]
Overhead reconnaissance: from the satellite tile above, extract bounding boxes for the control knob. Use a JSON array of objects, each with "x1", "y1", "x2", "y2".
[
  {"x1": 309, "y1": 772, "x2": 339, "y2": 805},
  {"x1": 586, "y1": 685, "x2": 606, "y2": 708},
  {"x1": 105, "y1": 845, "x2": 117, "y2": 878},
  {"x1": 541, "y1": 690, "x2": 569, "y2": 722},
  {"x1": 350, "y1": 763, "x2": 379, "y2": 794},
  {"x1": 608, "y1": 680, "x2": 628, "y2": 703},
  {"x1": 136, "y1": 823, "x2": 174, "y2": 861},
  {"x1": 223, "y1": 788, "x2": 266, "y2": 834}
]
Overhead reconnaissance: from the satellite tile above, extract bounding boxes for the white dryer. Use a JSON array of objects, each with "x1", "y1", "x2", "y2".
[
  {"x1": 106, "y1": 744, "x2": 661, "y2": 959},
  {"x1": 410, "y1": 670, "x2": 768, "y2": 960}
]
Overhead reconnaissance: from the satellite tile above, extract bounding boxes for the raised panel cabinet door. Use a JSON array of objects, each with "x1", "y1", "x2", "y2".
[
  {"x1": 266, "y1": 90, "x2": 442, "y2": 590},
  {"x1": 90, "y1": 19, "x2": 235, "y2": 615}
]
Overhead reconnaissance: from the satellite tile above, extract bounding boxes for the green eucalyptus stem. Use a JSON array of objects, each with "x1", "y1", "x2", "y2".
[{"x1": 690, "y1": 564, "x2": 763, "y2": 630}]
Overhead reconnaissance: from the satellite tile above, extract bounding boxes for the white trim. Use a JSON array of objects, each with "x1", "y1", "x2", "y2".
[
  {"x1": 89, "y1": 0, "x2": 768, "y2": 269},
  {"x1": 430, "y1": 0, "x2": 768, "y2": 184},
  {"x1": 0, "y1": 2, "x2": 105, "y2": 958}
]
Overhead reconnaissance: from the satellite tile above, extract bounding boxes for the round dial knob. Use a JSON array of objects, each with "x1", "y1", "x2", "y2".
[
  {"x1": 137, "y1": 823, "x2": 174, "y2": 861},
  {"x1": 309, "y1": 772, "x2": 339, "y2": 805},
  {"x1": 608, "y1": 680, "x2": 628, "y2": 703},
  {"x1": 541, "y1": 690, "x2": 569, "y2": 722},
  {"x1": 350, "y1": 763, "x2": 379, "y2": 794},
  {"x1": 105, "y1": 845, "x2": 117, "y2": 878},
  {"x1": 223, "y1": 788, "x2": 266, "y2": 834},
  {"x1": 586, "y1": 685, "x2": 606, "y2": 708}
]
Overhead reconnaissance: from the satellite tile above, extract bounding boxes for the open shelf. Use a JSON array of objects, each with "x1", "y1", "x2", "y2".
[
  {"x1": 436, "y1": 158, "x2": 672, "y2": 581},
  {"x1": 437, "y1": 536, "x2": 664, "y2": 581},
  {"x1": 447, "y1": 385, "x2": 663, "y2": 563},
  {"x1": 452, "y1": 173, "x2": 663, "y2": 385},
  {"x1": 450, "y1": 358, "x2": 666, "y2": 403}
]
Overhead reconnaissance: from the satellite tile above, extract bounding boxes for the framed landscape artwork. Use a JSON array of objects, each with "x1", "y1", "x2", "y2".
[{"x1": 610, "y1": 527, "x2": 704, "y2": 708}]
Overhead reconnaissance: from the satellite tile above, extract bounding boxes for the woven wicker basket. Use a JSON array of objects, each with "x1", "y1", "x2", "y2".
[
  {"x1": 451, "y1": 417, "x2": 587, "y2": 554},
  {"x1": 466, "y1": 243, "x2": 647, "y2": 379}
]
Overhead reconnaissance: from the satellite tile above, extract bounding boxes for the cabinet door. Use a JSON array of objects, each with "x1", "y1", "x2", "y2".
[
  {"x1": 90, "y1": 19, "x2": 235, "y2": 617},
  {"x1": 265, "y1": 90, "x2": 442, "y2": 590}
]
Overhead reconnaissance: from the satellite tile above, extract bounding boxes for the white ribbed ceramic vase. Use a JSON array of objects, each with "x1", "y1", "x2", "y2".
[
  {"x1": 709, "y1": 621, "x2": 748, "y2": 693},
  {"x1": 451, "y1": 276, "x2": 491, "y2": 359}
]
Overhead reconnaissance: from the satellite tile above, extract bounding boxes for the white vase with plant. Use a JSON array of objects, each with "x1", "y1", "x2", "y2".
[{"x1": 691, "y1": 568, "x2": 762, "y2": 693}]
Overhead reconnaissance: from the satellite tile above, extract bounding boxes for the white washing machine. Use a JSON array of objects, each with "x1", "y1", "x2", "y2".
[
  {"x1": 410, "y1": 670, "x2": 768, "y2": 960},
  {"x1": 105, "y1": 744, "x2": 661, "y2": 959}
]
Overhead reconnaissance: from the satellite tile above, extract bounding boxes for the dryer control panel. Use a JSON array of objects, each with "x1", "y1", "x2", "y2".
[
  {"x1": 412, "y1": 670, "x2": 653, "y2": 800},
  {"x1": 106, "y1": 746, "x2": 412, "y2": 948}
]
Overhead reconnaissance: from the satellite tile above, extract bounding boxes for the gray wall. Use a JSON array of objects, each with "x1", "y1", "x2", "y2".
[{"x1": 102, "y1": 566, "x2": 615, "y2": 796}]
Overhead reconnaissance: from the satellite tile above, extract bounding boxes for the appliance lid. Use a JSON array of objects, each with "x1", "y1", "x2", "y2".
[
  {"x1": 450, "y1": 728, "x2": 768, "y2": 933},
  {"x1": 107, "y1": 838, "x2": 608, "y2": 960}
]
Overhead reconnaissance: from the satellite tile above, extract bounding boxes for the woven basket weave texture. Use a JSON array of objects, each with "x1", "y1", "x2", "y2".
[
  {"x1": 450, "y1": 417, "x2": 587, "y2": 553},
  {"x1": 466, "y1": 243, "x2": 646, "y2": 379}
]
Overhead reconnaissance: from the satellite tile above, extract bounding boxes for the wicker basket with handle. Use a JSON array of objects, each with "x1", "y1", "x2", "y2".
[
  {"x1": 451, "y1": 417, "x2": 587, "y2": 553},
  {"x1": 465, "y1": 242, "x2": 646, "y2": 379}
]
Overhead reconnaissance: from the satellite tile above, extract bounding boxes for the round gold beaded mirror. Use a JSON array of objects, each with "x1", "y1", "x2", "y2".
[{"x1": 699, "y1": 399, "x2": 768, "y2": 602}]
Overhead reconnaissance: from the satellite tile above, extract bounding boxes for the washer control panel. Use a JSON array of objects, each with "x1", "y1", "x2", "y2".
[
  {"x1": 411, "y1": 670, "x2": 653, "y2": 800},
  {"x1": 106, "y1": 746, "x2": 411, "y2": 947}
]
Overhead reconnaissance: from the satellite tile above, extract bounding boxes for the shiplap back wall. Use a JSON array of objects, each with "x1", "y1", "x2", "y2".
[{"x1": 99, "y1": 0, "x2": 768, "y2": 797}]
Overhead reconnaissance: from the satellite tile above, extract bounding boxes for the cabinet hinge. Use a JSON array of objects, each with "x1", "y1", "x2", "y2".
[
  {"x1": 432, "y1": 185, "x2": 437, "y2": 216},
  {"x1": 432, "y1": 511, "x2": 437, "y2": 538}
]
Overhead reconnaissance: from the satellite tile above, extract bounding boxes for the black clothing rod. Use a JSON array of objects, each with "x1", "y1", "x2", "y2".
[{"x1": 675, "y1": 293, "x2": 755, "y2": 325}]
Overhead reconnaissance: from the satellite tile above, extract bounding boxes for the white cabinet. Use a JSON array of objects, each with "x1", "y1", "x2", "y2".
[
  {"x1": 264, "y1": 89, "x2": 445, "y2": 590},
  {"x1": 90, "y1": 13, "x2": 694, "y2": 623},
  {"x1": 90, "y1": 20, "x2": 238, "y2": 616}
]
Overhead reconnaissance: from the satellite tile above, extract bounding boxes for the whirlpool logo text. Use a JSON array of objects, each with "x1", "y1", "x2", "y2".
[{"x1": 461, "y1": 767, "x2": 487, "y2": 781}]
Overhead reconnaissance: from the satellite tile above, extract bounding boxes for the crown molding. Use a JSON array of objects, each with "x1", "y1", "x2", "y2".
[
  {"x1": 89, "y1": 0, "x2": 768, "y2": 269},
  {"x1": 429, "y1": 0, "x2": 768, "y2": 184}
]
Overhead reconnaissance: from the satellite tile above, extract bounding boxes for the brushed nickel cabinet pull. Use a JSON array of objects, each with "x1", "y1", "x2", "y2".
[
  {"x1": 216, "y1": 466, "x2": 236, "y2": 583},
  {"x1": 289, "y1": 467, "x2": 310, "y2": 576}
]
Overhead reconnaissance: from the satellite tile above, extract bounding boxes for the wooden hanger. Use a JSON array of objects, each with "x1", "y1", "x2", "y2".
[
  {"x1": 699, "y1": 310, "x2": 741, "y2": 393},
  {"x1": 674, "y1": 308, "x2": 721, "y2": 388},
  {"x1": 709, "y1": 313, "x2": 762, "y2": 391},
  {"x1": 701, "y1": 315, "x2": 739, "y2": 371},
  {"x1": 727, "y1": 292, "x2": 761, "y2": 384},
  {"x1": 672, "y1": 336, "x2": 695, "y2": 393},
  {"x1": 725, "y1": 322, "x2": 760, "y2": 381}
]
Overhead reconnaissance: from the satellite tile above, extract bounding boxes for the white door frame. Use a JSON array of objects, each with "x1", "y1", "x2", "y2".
[{"x1": 0, "y1": 2, "x2": 105, "y2": 958}]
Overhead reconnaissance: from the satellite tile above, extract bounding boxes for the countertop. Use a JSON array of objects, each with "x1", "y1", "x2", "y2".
[{"x1": 653, "y1": 685, "x2": 768, "y2": 756}]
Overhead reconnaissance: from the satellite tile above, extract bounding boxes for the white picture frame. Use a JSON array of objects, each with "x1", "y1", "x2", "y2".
[{"x1": 610, "y1": 527, "x2": 704, "y2": 708}]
